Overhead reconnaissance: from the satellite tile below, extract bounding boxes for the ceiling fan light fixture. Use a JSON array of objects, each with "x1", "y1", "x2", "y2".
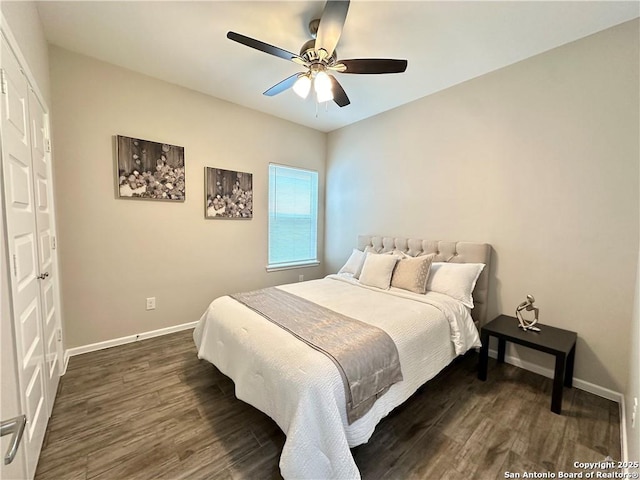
[
  {"x1": 293, "y1": 74, "x2": 311, "y2": 98},
  {"x1": 314, "y1": 70, "x2": 333, "y2": 102},
  {"x1": 316, "y1": 87, "x2": 334, "y2": 103}
]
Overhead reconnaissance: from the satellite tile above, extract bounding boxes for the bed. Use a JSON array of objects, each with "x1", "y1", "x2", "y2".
[{"x1": 193, "y1": 236, "x2": 491, "y2": 479}]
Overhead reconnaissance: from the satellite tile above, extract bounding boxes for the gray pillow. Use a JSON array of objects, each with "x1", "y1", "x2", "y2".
[{"x1": 391, "y1": 253, "x2": 436, "y2": 294}]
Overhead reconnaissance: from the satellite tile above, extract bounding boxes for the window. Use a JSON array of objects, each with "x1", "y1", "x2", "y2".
[{"x1": 268, "y1": 164, "x2": 319, "y2": 270}]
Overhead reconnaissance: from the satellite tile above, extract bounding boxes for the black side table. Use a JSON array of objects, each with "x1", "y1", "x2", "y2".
[{"x1": 478, "y1": 314, "x2": 577, "y2": 414}]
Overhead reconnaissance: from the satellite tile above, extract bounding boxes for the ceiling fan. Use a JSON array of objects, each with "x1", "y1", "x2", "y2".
[{"x1": 227, "y1": 0, "x2": 408, "y2": 108}]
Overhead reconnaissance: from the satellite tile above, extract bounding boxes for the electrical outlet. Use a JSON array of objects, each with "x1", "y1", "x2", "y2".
[
  {"x1": 298, "y1": 274, "x2": 304, "y2": 282},
  {"x1": 146, "y1": 297, "x2": 156, "y2": 310}
]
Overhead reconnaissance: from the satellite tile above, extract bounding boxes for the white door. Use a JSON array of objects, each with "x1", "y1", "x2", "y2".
[
  {"x1": 28, "y1": 88, "x2": 60, "y2": 413},
  {"x1": 1, "y1": 35, "x2": 49, "y2": 479},
  {"x1": 1, "y1": 183, "x2": 28, "y2": 480}
]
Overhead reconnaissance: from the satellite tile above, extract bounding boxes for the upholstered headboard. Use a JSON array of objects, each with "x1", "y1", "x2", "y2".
[{"x1": 357, "y1": 235, "x2": 492, "y2": 327}]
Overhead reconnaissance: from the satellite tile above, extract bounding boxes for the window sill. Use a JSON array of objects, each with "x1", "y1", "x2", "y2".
[{"x1": 266, "y1": 261, "x2": 320, "y2": 272}]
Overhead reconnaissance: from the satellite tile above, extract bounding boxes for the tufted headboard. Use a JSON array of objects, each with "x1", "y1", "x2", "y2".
[{"x1": 357, "y1": 235, "x2": 492, "y2": 327}]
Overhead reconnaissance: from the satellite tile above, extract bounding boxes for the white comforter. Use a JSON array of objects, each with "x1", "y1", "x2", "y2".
[{"x1": 193, "y1": 274, "x2": 481, "y2": 479}]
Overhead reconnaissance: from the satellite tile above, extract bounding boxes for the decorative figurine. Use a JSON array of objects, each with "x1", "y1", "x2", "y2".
[{"x1": 516, "y1": 295, "x2": 541, "y2": 332}]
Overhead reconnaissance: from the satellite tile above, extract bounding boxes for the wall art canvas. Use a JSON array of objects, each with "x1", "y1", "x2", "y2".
[
  {"x1": 116, "y1": 135, "x2": 185, "y2": 201},
  {"x1": 205, "y1": 167, "x2": 253, "y2": 219}
]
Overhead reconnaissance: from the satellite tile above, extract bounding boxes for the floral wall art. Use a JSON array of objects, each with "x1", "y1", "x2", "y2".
[
  {"x1": 116, "y1": 135, "x2": 185, "y2": 201},
  {"x1": 205, "y1": 167, "x2": 253, "y2": 219}
]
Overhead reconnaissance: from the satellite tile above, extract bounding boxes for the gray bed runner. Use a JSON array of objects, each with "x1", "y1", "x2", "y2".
[{"x1": 230, "y1": 287, "x2": 403, "y2": 424}]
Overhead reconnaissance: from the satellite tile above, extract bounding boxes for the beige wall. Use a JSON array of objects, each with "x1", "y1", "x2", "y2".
[
  {"x1": 626, "y1": 248, "x2": 639, "y2": 465},
  {"x1": 49, "y1": 46, "x2": 326, "y2": 349},
  {"x1": 326, "y1": 20, "x2": 639, "y2": 392}
]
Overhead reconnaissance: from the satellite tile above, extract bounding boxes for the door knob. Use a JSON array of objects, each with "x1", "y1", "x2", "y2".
[
  {"x1": 1, "y1": 415, "x2": 26, "y2": 465},
  {"x1": 37, "y1": 272, "x2": 49, "y2": 280}
]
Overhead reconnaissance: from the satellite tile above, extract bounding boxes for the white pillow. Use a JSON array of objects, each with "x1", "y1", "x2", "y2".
[
  {"x1": 426, "y1": 262, "x2": 485, "y2": 308},
  {"x1": 338, "y1": 249, "x2": 366, "y2": 278},
  {"x1": 359, "y1": 252, "x2": 399, "y2": 290}
]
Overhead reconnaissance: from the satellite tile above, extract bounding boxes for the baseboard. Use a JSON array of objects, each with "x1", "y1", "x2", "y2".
[
  {"x1": 620, "y1": 399, "x2": 628, "y2": 464},
  {"x1": 63, "y1": 321, "x2": 198, "y2": 370},
  {"x1": 487, "y1": 348, "x2": 623, "y2": 402},
  {"x1": 62, "y1": 350, "x2": 70, "y2": 375}
]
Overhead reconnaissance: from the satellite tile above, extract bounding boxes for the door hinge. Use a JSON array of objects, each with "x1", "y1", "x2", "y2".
[
  {"x1": 12, "y1": 254, "x2": 17, "y2": 277},
  {"x1": 45, "y1": 139, "x2": 51, "y2": 153},
  {"x1": 0, "y1": 68, "x2": 6, "y2": 95},
  {"x1": 51, "y1": 236, "x2": 56, "y2": 250},
  {"x1": 57, "y1": 329, "x2": 62, "y2": 342}
]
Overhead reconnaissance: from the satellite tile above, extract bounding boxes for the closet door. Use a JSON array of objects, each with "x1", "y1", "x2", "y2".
[
  {"x1": 28, "y1": 88, "x2": 60, "y2": 413},
  {"x1": 0, "y1": 35, "x2": 49, "y2": 479}
]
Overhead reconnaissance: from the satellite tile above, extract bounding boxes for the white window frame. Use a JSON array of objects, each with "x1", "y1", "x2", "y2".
[{"x1": 267, "y1": 163, "x2": 319, "y2": 272}]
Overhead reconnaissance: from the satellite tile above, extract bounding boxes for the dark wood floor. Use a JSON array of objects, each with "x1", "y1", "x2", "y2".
[{"x1": 35, "y1": 329, "x2": 621, "y2": 480}]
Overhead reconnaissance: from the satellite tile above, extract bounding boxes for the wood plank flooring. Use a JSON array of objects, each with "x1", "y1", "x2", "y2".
[{"x1": 35, "y1": 329, "x2": 621, "y2": 480}]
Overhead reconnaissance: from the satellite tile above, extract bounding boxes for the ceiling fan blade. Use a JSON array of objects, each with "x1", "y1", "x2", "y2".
[
  {"x1": 315, "y1": 0, "x2": 350, "y2": 59},
  {"x1": 227, "y1": 31, "x2": 304, "y2": 63},
  {"x1": 339, "y1": 59, "x2": 408, "y2": 74},
  {"x1": 329, "y1": 74, "x2": 350, "y2": 107},
  {"x1": 263, "y1": 73, "x2": 302, "y2": 96}
]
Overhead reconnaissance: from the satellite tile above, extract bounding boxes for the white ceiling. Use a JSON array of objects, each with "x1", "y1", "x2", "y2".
[{"x1": 37, "y1": 1, "x2": 639, "y2": 133}]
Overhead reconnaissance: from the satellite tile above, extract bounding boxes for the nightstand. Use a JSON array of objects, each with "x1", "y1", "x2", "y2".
[{"x1": 477, "y1": 314, "x2": 577, "y2": 414}]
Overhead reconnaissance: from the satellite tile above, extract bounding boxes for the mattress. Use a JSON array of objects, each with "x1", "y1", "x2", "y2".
[{"x1": 193, "y1": 274, "x2": 481, "y2": 479}]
